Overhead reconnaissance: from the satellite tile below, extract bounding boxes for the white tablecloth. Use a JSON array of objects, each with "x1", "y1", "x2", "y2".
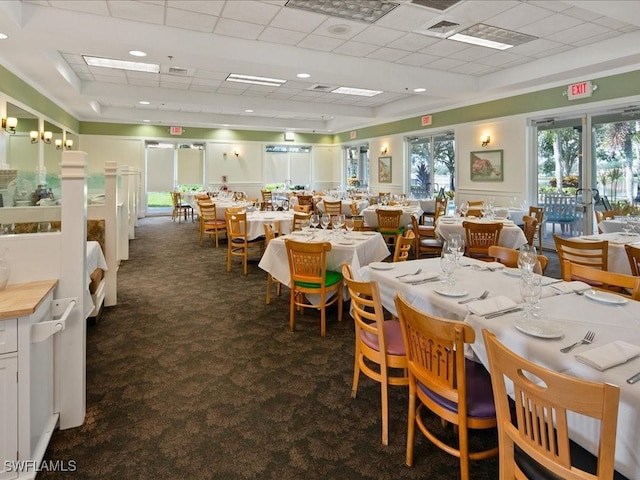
[
  {"x1": 435, "y1": 218, "x2": 527, "y2": 249},
  {"x1": 573, "y1": 233, "x2": 636, "y2": 275},
  {"x1": 316, "y1": 199, "x2": 369, "y2": 216},
  {"x1": 211, "y1": 201, "x2": 254, "y2": 220},
  {"x1": 507, "y1": 208, "x2": 527, "y2": 225},
  {"x1": 361, "y1": 205, "x2": 423, "y2": 229},
  {"x1": 598, "y1": 218, "x2": 638, "y2": 234},
  {"x1": 259, "y1": 231, "x2": 390, "y2": 287},
  {"x1": 360, "y1": 256, "x2": 640, "y2": 479},
  {"x1": 245, "y1": 211, "x2": 294, "y2": 240},
  {"x1": 408, "y1": 198, "x2": 436, "y2": 214}
]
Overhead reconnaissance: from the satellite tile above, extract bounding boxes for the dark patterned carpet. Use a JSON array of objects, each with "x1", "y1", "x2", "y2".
[{"x1": 40, "y1": 216, "x2": 564, "y2": 480}]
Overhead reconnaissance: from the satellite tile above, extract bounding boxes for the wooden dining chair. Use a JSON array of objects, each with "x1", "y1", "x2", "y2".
[
  {"x1": 392, "y1": 230, "x2": 414, "y2": 262},
  {"x1": 261, "y1": 189, "x2": 274, "y2": 211},
  {"x1": 522, "y1": 214, "x2": 538, "y2": 247},
  {"x1": 292, "y1": 204, "x2": 311, "y2": 214},
  {"x1": 466, "y1": 200, "x2": 484, "y2": 218},
  {"x1": 595, "y1": 210, "x2": 616, "y2": 233},
  {"x1": 561, "y1": 260, "x2": 640, "y2": 299},
  {"x1": 292, "y1": 213, "x2": 310, "y2": 231},
  {"x1": 323, "y1": 199, "x2": 342, "y2": 216},
  {"x1": 422, "y1": 196, "x2": 447, "y2": 225},
  {"x1": 482, "y1": 329, "x2": 620, "y2": 480},
  {"x1": 199, "y1": 202, "x2": 227, "y2": 247},
  {"x1": 553, "y1": 234, "x2": 608, "y2": 280},
  {"x1": 394, "y1": 294, "x2": 498, "y2": 478},
  {"x1": 263, "y1": 223, "x2": 281, "y2": 305},
  {"x1": 170, "y1": 191, "x2": 193, "y2": 222},
  {"x1": 487, "y1": 245, "x2": 548, "y2": 274},
  {"x1": 411, "y1": 215, "x2": 443, "y2": 258},
  {"x1": 225, "y1": 210, "x2": 263, "y2": 275},
  {"x1": 462, "y1": 221, "x2": 503, "y2": 260},
  {"x1": 528, "y1": 205, "x2": 544, "y2": 251},
  {"x1": 342, "y1": 264, "x2": 408, "y2": 445},
  {"x1": 297, "y1": 194, "x2": 314, "y2": 211},
  {"x1": 624, "y1": 244, "x2": 640, "y2": 276},
  {"x1": 284, "y1": 239, "x2": 343, "y2": 336},
  {"x1": 376, "y1": 209, "x2": 403, "y2": 249}
]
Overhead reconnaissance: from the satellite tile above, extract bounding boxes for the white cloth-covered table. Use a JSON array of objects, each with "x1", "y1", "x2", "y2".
[
  {"x1": 435, "y1": 217, "x2": 527, "y2": 249},
  {"x1": 259, "y1": 230, "x2": 390, "y2": 287},
  {"x1": 360, "y1": 256, "x2": 640, "y2": 479},
  {"x1": 598, "y1": 218, "x2": 639, "y2": 234},
  {"x1": 211, "y1": 201, "x2": 254, "y2": 220},
  {"x1": 245, "y1": 211, "x2": 294, "y2": 240},
  {"x1": 316, "y1": 198, "x2": 369, "y2": 216},
  {"x1": 361, "y1": 205, "x2": 423, "y2": 228},
  {"x1": 572, "y1": 232, "x2": 636, "y2": 275},
  {"x1": 407, "y1": 198, "x2": 435, "y2": 214},
  {"x1": 507, "y1": 208, "x2": 527, "y2": 225}
]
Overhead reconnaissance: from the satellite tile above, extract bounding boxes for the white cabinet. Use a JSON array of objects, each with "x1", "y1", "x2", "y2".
[{"x1": 0, "y1": 356, "x2": 18, "y2": 480}]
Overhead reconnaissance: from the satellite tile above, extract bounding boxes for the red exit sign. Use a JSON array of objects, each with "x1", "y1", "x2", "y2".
[
  {"x1": 421, "y1": 115, "x2": 432, "y2": 126},
  {"x1": 567, "y1": 81, "x2": 593, "y2": 100},
  {"x1": 169, "y1": 126, "x2": 183, "y2": 135}
]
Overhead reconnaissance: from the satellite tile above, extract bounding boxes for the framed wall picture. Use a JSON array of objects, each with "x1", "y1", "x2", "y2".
[
  {"x1": 470, "y1": 150, "x2": 503, "y2": 181},
  {"x1": 378, "y1": 156, "x2": 392, "y2": 183}
]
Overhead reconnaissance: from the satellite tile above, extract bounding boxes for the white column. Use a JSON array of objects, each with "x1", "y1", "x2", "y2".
[{"x1": 104, "y1": 161, "x2": 117, "y2": 307}]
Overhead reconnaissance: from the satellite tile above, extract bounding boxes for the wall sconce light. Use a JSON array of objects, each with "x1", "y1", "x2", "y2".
[
  {"x1": 55, "y1": 139, "x2": 63, "y2": 150},
  {"x1": 2, "y1": 117, "x2": 17, "y2": 134},
  {"x1": 30, "y1": 131, "x2": 39, "y2": 143},
  {"x1": 481, "y1": 135, "x2": 491, "y2": 147},
  {"x1": 42, "y1": 131, "x2": 52, "y2": 144},
  {"x1": 65, "y1": 139, "x2": 73, "y2": 150},
  {"x1": 381, "y1": 146, "x2": 388, "y2": 155},
  {"x1": 234, "y1": 149, "x2": 240, "y2": 158},
  {"x1": 30, "y1": 131, "x2": 53, "y2": 144}
]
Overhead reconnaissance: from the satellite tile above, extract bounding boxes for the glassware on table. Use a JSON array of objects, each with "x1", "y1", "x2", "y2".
[
  {"x1": 520, "y1": 274, "x2": 542, "y2": 319},
  {"x1": 459, "y1": 202, "x2": 469, "y2": 217},
  {"x1": 440, "y1": 242, "x2": 458, "y2": 287},
  {"x1": 320, "y1": 214, "x2": 331, "y2": 231},
  {"x1": 622, "y1": 216, "x2": 633, "y2": 236},
  {"x1": 344, "y1": 217, "x2": 354, "y2": 235},
  {"x1": 309, "y1": 213, "x2": 319, "y2": 229},
  {"x1": 448, "y1": 234, "x2": 465, "y2": 265},
  {"x1": 518, "y1": 244, "x2": 538, "y2": 276}
]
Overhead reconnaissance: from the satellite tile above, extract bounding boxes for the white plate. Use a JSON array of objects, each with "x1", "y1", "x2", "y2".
[
  {"x1": 370, "y1": 262, "x2": 394, "y2": 270},
  {"x1": 399, "y1": 271, "x2": 440, "y2": 283},
  {"x1": 502, "y1": 267, "x2": 521, "y2": 277},
  {"x1": 337, "y1": 240, "x2": 355, "y2": 245},
  {"x1": 514, "y1": 319, "x2": 564, "y2": 339},
  {"x1": 433, "y1": 287, "x2": 468, "y2": 297},
  {"x1": 583, "y1": 290, "x2": 628, "y2": 305}
]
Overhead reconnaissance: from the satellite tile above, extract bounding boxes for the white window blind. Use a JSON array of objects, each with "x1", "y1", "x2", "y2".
[
  {"x1": 146, "y1": 147, "x2": 174, "y2": 191},
  {"x1": 177, "y1": 148, "x2": 203, "y2": 186}
]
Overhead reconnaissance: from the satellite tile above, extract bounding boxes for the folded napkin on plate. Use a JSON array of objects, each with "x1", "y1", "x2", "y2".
[
  {"x1": 468, "y1": 296, "x2": 517, "y2": 316},
  {"x1": 575, "y1": 341, "x2": 640, "y2": 371},
  {"x1": 471, "y1": 261, "x2": 504, "y2": 271},
  {"x1": 550, "y1": 281, "x2": 591, "y2": 294},
  {"x1": 399, "y1": 272, "x2": 438, "y2": 283}
]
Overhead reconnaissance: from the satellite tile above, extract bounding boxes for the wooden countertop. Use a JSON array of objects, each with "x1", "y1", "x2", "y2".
[{"x1": 0, "y1": 280, "x2": 58, "y2": 319}]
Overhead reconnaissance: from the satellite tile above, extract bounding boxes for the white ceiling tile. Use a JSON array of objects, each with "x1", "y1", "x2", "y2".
[
  {"x1": 350, "y1": 25, "x2": 405, "y2": 47},
  {"x1": 296, "y1": 34, "x2": 345, "y2": 52},
  {"x1": 526, "y1": 1, "x2": 572, "y2": 13},
  {"x1": 374, "y1": 4, "x2": 441, "y2": 32},
  {"x1": 366, "y1": 47, "x2": 410, "y2": 62},
  {"x1": 448, "y1": 44, "x2": 497, "y2": 62},
  {"x1": 396, "y1": 52, "x2": 440, "y2": 67},
  {"x1": 332, "y1": 41, "x2": 380, "y2": 57},
  {"x1": 448, "y1": 61, "x2": 494, "y2": 75},
  {"x1": 247, "y1": 84, "x2": 278, "y2": 93},
  {"x1": 485, "y1": 3, "x2": 555, "y2": 30},
  {"x1": 562, "y1": 6, "x2": 603, "y2": 22},
  {"x1": 508, "y1": 38, "x2": 564, "y2": 57},
  {"x1": 93, "y1": 74, "x2": 128, "y2": 84},
  {"x1": 215, "y1": 87, "x2": 245, "y2": 95},
  {"x1": 268, "y1": 7, "x2": 326, "y2": 33},
  {"x1": 167, "y1": 0, "x2": 224, "y2": 17},
  {"x1": 620, "y1": 25, "x2": 640, "y2": 33},
  {"x1": 518, "y1": 13, "x2": 583, "y2": 38},
  {"x1": 259, "y1": 27, "x2": 307, "y2": 45},
  {"x1": 591, "y1": 15, "x2": 634, "y2": 30},
  {"x1": 161, "y1": 73, "x2": 192, "y2": 84},
  {"x1": 61, "y1": 53, "x2": 85, "y2": 65},
  {"x1": 77, "y1": 73, "x2": 94, "y2": 81},
  {"x1": 214, "y1": 18, "x2": 265, "y2": 40},
  {"x1": 220, "y1": 0, "x2": 280, "y2": 25},
  {"x1": 267, "y1": 93, "x2": 295, "y2": 100},
  {"x1": 420, "y1": 39, "x2": 468, "y2": 57},
  {"x1": 193, "y1": 70, "x2": 228, "y2": 81},
  {"x1": 571, "y1": 30, "x2": 622, "y2": 47},
  {"x1": 191, "y1": 78, "x2": 221, "y2": 87},
  {"x1": 312, "y1": 18, "x2": 368, "y2": 40},
  {"x1": 546, "y1": 22, "x2": 610, "y2": 45},
  {"x1": 129, "y1": 78, "x2": 160, "y2": 87},
  {"x1": 108, "y1": 1, "x2": 164, "y2": 24},
  {"x1": 446, "y1": 0, "x2": 519, "y2": 23},
  {"x1": 476, "y1": 50, "x2": 522, "y2": 67},
  {"x1": 50, "y1": 1, "x2": 110, "y2": 15},
  {"x1": 530, "y1": 43, "x2": 573, "y2": 59},
  {"x1": 89, "y1": 67, "x2": 127, "y2": 78},
  {"x1": 190, "y1": 84, "x2": 216, "y2": 93},
  {"x1": 166, "y1": 7, "x2": 217, "y2": 33},
  {"x1": 386, "y1": 33, "x2": 439, "y2": 52},
  {"x1": 243, "y1": 90, "x2": 269, "y2": 97},
  {"x1": 126, "y1": 70, "x2": 158, "y2": 80},
  {"x1": 425, "y1": 57, "x2": 467, "y2": 71}
]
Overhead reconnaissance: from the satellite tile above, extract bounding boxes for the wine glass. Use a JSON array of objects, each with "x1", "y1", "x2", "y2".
[
  {"x1": 320, "y1": 214, "x2": 331, "y2": 231},
  {"x1": 459, "y1": 202, "x2": 469, "y2": 217},
  {"x1": 440, "y1": 242, "x2": 458, "y2": 288},
  {"x1": 309, "y1": 213, "x2": 319, "y2": 229},
  {"x1": 623, "y1": 216, "x2": 633, "y2": 236},
  {"x1": 448, "y1": 234, "x2": 465, "y2": 264},
  {"x1": 518, "y1": 244, "x2": 538, "y2": 276},
  {"x1": 520, "y1": 274, "x2": 542, "y2": 319},
  {"x1": 344, "y1": 217, "x2": 354, "y2": 236}
]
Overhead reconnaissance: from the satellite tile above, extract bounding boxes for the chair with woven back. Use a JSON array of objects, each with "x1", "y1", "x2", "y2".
[
  {"x1": 561, "y1": 260, "x2": 640, "y2": 299},
  {"x1": 323, "y1": 199, "x2": 342, "y2": 216},
  {"x1": 482, "y1": 329, "x2": 620, "y2": 480},
  {"x1": 553, "y1": 234, "x2": 608, "y2": 281},
  {"x1": 342, "y1": 264, "x2": 408, "y2": 446},
  {"x1": 394, "y1": 293, "x2": 498, "y2": 478},
  {"x1": 528, "y1": 205, "x2": 544, "y2": 251},
  {"x1": 375, "y1": 209, "x2": 403, "y2": 250},
  {"x1": 411, "y1": 215, "x2": 443, "y2": 258},
  {"x1": 225, "y1": 210, "x2": 264, "y2": 275},
  {"x1": 261, "y1": 189, "x2": 274, "y2": 211},
  {"x1": 392, "y1": 230, "x2": 415, "y2": 262},
  {"x1": 263, "y1": 223, "x2": 281, "y2": 305},
  {"x1": 284, "y1": 239, "x2": 343, "y2": 337},
  {"x1": 462, "y1": 221, "x2": 503, "y2": 260},
  {"x1": 595, "y1": 210, "x2": 616, "y2": 233},
  {"x1": 522, "y1": 215, "x2": 538, "y2": 247},
  {"x1": 292, "y1": 212, "x2": 310, "y2": 231},
  {"x1": 198, "y1": 202, "x2": 227, "y2": 248},
  {"x1": 624, "y1": 243, "x2": 640, "y2": 275},
  {"x1": 487, "y1": 245, "x2": 548, "y2": 274},
  {"x1": 170, "y1": 191, "x2": 193, "y2": 222}
]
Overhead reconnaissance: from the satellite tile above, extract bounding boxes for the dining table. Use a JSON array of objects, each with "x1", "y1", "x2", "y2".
[
  {"x1": 571, "y1": 232, "x2": 637, "y2": 275},
  {"x1": 259, "y1": 229, "x2": 390, "y2": 288},
  {"x1": 359, "y1": 257, "x2": 640, "y2": 480},
  {"x1": 361, "y1": 205, "x2": 423, "y2": 229},
  {"x1": 244, "y1": 211, "x2": 294, "y2": 240},
  {"x1": 435, "y1": 217, "x2": 528, "y2": 249}
]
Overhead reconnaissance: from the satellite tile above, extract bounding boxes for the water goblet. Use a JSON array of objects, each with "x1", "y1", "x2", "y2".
[
  {"x1": 440, "y1": 242, "x2": 458, "y2": 288},
  {"x1": 459, "y1": 202, "x2": 469, "y2": 217},
  {"x1": 520, "y1": 274, "x2": 542, "y2": 319},
  {"x1": 344, "y1": 218, "x2": 354, "y2": 236},
  {"x1": 309, "y1": 213, "x2": 319, "y2": 229},
  {"x1": 518, "y1": 244, "x2": 538, "y2": 276},
  {"x1": 623, "y1": 216, "x2": 632, "y2": 236},
  {"x1": 320, "y1": 214, "x2": 330, "y2": 231}
]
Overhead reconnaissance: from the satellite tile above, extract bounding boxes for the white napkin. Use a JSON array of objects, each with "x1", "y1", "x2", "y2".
[
  {"x1": 575, "y1": 341, "x2": 640, "y2": 371},
  {"x1": 468, "y1": 296, "x2": 517, "y2": 316},
  {"x1": 399, "y1": 272, "x2": 439, "y2": 283},
  {"x1": 550, "y1": 281, "x2": 591, "y2": 295},
  {"x1": 471, "y1": 261, "x2": 504, "y2": 271}
]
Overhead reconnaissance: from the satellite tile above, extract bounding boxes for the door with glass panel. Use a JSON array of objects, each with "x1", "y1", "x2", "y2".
[
  {"x1": 344, "y1": 144, "x2": 369, "y2": 191},
  {"x1": 407, "y1": 133, "x2": 455, "y2": 198}
]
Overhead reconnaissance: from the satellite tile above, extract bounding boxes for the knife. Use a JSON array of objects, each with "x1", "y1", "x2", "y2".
[
  {"x1": 627, "y1": 371, "x2": 640, "y2": 384},
  {"x1": 410, "y1": 277, "x2": 442, "y2": 285},
  {"x1": 484, "y1": 307, "x2": 523, "y2": 319}
]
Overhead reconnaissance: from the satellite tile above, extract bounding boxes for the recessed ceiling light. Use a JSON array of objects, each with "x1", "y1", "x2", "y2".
[
  {"x1": 83, "y1": 55, "x2": 160, "y2": 73},
  {"x1": 448, "y1": 24, "x2": 537, "y2": 51},
  {"x1": 139, "y1": 101, "x2": 150, "y2": 105},
  {"x1": 245, "y1": 109, "x2": 254, "y2": 113},
  {"x1": 285, "y1": 0, "x2": 398, "y2": 24},
  {"x1": 331, "y1": 86, "x2": 383, "y2": 97},
  {"x1": 129, "y1": 50, "x2": 147, "y2": 57},
  {"x1": 143, "y1": 120, "x2": 150, "y2": 123},
  {"x1": 0, "y1": 33, "x2": 7, "y2": 40},
  {"x1": 226, "y1": 73, "x2": 286, "y2": 87},
  {"x1": 297, "y1": 73, "x2": 310, "y2": 79},
  {"x1": 414, "y1": 88, "x2": 426, "y2": 93}
]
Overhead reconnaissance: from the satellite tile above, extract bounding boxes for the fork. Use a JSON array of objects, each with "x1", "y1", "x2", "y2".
[
  {"x1": 560, "y1": 330, "x2": 595, "y2": 353},
  {"x1": 458, "y1": 290, "x2": 489, "y2": 304},
  {"x1": 396, "y1": 268, "x2": 422, "y2": 279}
]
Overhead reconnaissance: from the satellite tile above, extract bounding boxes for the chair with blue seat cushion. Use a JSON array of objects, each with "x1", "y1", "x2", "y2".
[
  {"x1": 342, "y1": 264, "x2": 408, "y2": 445},
  {"x1": 285, "y1": 239, "x2": 343, "y2": 336},
  {"x1": 394, "y1": 293, "x2": 498, "y2": 479}
]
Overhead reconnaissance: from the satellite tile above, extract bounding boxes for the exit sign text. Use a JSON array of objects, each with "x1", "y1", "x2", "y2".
[
  {"x1": 567, "y1": 81, "x2": 593, "y2": 100},
  {"x1": 421, "y1": 115, "x2": 432, "y2": 126}
]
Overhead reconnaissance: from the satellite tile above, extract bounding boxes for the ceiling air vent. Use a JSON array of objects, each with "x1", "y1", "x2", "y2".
[
  {"x1": 168, "y1": 67, "x2": 189, "y2": 76},
  {"x1": 407, "y1": 0, "x2": 461, "y2": 11},
  {"x1": 161, "y1": 65, "x2": 194, "y2": 76},
  {"x1": 308, "y1": 84, "x2": 336, "y2": 92},
  {"x1": 415, "y1": 19, "x2": 461, "y2": 38}
]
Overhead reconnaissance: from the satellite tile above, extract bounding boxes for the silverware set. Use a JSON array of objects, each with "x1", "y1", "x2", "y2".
[
  {"x1": 484, "y1": 306, "x2": 523, "y2": 319},
  {"x1": 396, "y1": 268, "x2": 422, "y2": 279},
  {"x1": 458, "y1": 290, "x2": 489, "y2": 304}
]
